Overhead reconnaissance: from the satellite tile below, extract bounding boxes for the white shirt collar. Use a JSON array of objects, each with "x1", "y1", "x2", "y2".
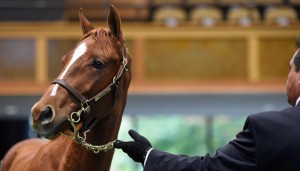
[{"x1": 296, "y1": 96, "x2": 300, "y2": 106}]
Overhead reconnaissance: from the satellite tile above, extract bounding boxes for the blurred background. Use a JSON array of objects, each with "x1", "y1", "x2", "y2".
[{"x1": 0, "y1": 0, "x2": 299, "y2": 170}]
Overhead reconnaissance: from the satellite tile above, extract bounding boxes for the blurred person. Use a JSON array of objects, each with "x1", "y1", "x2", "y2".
[{"x1": 114, "y1": 38, "x2": 300, "y2": 171}]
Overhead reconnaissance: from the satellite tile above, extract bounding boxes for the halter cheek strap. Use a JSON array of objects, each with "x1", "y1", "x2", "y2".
[{"x1": 52, "y1": 77, "x2": 118, "y2": 132}]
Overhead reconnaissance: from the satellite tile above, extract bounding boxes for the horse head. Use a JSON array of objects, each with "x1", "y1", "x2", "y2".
[{"x1": 31, "y1": 5, "x2": 131, "y2": 140}]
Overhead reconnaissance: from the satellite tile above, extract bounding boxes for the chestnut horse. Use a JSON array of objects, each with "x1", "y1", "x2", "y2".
[{"x1": 2, "y1": 5, "x2": 131, "y2": 171}]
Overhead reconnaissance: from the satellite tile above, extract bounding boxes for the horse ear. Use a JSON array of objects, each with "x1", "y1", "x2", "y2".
[
  {"x1": 79, "y1": 8, "x2": 94, "y2": 35},
  {"x1": 108, "y1": 5, "x2": 123, "y2": 40}
]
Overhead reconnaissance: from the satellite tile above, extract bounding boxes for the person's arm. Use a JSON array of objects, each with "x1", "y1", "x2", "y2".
[{"x1": 115, "y1": 117, "x2": 257, "y2": 171}]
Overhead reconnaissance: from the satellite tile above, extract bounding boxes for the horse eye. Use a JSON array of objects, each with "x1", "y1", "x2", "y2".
[{"x1": 91, "y1": 57, "x2": 105, "y2": 70}]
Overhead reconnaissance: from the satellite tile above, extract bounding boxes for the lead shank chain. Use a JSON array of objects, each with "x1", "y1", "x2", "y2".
[
  {"x1": 66, "y1": 119, "x2": 115, "y2": 153},
  {"x1": 75, "y1": 132, "x2": 115, "y2": 153}
]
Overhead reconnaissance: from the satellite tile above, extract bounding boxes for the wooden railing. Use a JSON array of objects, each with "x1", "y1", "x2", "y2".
[{"x1": 0, "y1": 22, "x2": 299, "y2": 94}]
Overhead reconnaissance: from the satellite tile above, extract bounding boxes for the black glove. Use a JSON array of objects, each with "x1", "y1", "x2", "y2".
[{"x1": 114, "y1": 129, "x2": 152, "y2": 164}]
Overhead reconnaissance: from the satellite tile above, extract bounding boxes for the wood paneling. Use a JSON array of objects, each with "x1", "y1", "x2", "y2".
[{"x1": 144, "y1": 39, "x2": 247, "y2": 80}]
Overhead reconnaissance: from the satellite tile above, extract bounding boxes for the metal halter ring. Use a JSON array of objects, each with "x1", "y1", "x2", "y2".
[{"x1": 69, "y1": 108, "x2": 84, "y2": 123}]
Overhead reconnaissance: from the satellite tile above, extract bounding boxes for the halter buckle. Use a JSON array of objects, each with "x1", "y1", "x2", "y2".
[
  {"x1": 113, "y1": 76, "x2": 117, "y2": 83},
  {"x1": 81, "y1": 100, "x2": 90, "y2": 110}
]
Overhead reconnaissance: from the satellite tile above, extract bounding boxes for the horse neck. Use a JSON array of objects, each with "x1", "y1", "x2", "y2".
[{"x1": 61, "y1": 106, "x2": 123, "y2": 171}]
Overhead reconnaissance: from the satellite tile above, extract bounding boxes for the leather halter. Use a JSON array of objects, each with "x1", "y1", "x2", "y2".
[{"x1": 52, "y1": 45, "x2": 128, "y2": 133}]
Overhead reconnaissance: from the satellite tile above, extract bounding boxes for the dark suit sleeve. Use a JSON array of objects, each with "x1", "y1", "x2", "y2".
[{"x1": 144, "y1": 116, "x2": 257, "y2": 171}]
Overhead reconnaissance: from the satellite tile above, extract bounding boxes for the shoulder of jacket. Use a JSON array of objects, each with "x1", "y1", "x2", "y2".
[{"x1": 247, "y1": 106, "x2": 296, "y2": 120}]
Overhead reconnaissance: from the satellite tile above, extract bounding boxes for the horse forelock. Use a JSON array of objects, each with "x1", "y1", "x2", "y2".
[
  {"x1": 80, "y1": 28, "x2": 122, "y2": 53},
  {"x1": 80, "y1": 28, "x2": 115, "y2": 45}
]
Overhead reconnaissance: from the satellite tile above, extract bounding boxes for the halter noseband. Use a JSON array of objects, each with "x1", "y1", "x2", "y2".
[{"x1": 52, "y1": 44, "x2": 128, "y2": 134}]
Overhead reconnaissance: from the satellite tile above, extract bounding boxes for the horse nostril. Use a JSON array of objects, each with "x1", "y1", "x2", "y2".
[{"x1": 40, "y1": 106, "x2": 53, "y2": 124}]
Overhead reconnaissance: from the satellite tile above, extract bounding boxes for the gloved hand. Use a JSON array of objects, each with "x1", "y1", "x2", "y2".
[{"x1": 114, "y1": 129, "x2": 152, "y2": 164}]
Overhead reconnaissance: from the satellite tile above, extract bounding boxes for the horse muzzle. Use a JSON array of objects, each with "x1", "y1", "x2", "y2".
[{"x1": 32, "y1": 115, "x2": 69, "y2": 140}]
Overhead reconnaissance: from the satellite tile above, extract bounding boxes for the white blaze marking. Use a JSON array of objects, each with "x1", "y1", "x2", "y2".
[
  {"x1": 50, "y1": 43, "x2": 87, "y2": 96},
  {"x1": 50, "y1": 84, "x2": 59, "y2": 96}
]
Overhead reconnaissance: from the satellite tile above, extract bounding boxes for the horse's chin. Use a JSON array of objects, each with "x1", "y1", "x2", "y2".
[
  {"x1": 33, "y1": 117, "x2": 70, "y2": 140},
  {"x1": 39, "y1": 131, "x2": 61, "y2": 140}
]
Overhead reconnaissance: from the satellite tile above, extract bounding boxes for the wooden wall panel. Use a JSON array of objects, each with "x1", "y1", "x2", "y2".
[
  {"x1": 144, "y1": 38, "x2": 247, "y2": 81},
  {"x1": 0, "y1": 39, "x2": 35, "y2": 81},
  {"x1": 259, "y1": 38, "x2": 296, "y2": 81}
]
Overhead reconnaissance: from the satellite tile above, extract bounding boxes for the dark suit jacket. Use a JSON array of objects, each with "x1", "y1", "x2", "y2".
[{"x1": 144, "y1": 105, "x2": 300, "y2": 171}]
